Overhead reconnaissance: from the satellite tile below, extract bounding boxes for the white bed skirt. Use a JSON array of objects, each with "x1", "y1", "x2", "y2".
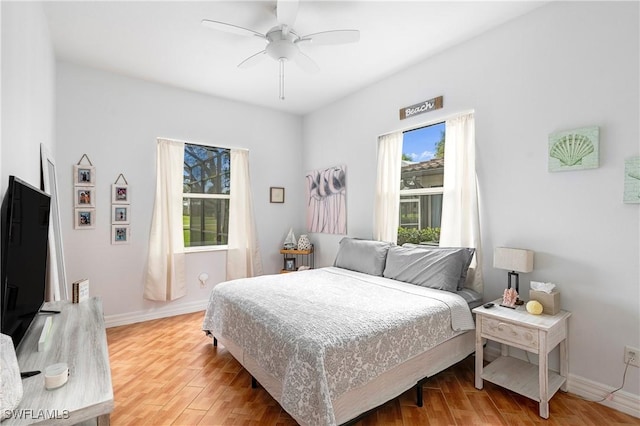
[{"x1": 213, "y1": 330, "x2": 475, "y2": 425}]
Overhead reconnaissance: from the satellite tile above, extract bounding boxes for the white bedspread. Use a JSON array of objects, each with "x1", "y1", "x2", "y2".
[{"x1": 202, "y1": 267, "x2": 474, "y2": 426}]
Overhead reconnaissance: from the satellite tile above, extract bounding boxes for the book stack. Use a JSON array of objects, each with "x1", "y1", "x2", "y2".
[{"x1": 72, "y1": 279, "x2": 89, "y2": 303}]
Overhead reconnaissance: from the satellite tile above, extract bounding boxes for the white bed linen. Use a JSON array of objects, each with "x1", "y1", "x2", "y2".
[{"x1": 202, "y1": 267, "x2": 475, "y2": 426}]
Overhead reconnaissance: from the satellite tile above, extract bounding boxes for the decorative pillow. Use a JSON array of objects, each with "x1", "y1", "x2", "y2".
[
  {"x1": 333, "y1": 237, "x2": 392, "y2": 276},
  {"x1": 1, "y1": 334, "x2": 22, "y2": 420},
  {"x1": 383, "y1": 245, "x2": 475, "y2": 292},
  {"x1": 402, "y1": 244, "x2": 475, "y2": 290}
]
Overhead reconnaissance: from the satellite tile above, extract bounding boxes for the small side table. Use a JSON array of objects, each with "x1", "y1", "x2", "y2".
[
  {"x1": 280, "y1": 246, "x2": 314, "y2": 273},
  {"x1": 473, "y1": 300, "x2": 571, "y2": 419}
]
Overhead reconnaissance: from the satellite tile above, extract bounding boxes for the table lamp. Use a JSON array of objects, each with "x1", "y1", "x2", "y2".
[{"x1": 493, "y1": 247, "x2": 534, "y2": 305}]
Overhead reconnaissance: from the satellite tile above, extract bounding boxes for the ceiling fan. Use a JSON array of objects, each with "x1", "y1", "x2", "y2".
[{"x1": 202, "y1": 0, "x2": 360, "y2": 100}]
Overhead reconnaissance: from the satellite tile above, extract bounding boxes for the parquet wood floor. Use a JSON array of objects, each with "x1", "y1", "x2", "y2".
[{"x1": 106, "y1": 311, "x2": 639, "y2": 425}]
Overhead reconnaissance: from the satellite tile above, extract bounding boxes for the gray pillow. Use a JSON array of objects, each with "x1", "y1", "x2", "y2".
[
  {"x1": 333, "y1": 238, "x2": 392, "y2": 276},
  {"x1": 383, "y1": 245, "x2": 475, "y2": 292}
]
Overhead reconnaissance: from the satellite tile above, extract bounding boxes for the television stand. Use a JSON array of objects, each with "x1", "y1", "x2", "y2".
[{"x1": 5, "y1": 297, "x2": 113, "y2": 425}]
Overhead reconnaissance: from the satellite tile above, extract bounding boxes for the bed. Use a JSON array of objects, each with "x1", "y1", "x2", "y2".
[{"x1": 202, "y1": 238, "x2": 482, "y2": 426}]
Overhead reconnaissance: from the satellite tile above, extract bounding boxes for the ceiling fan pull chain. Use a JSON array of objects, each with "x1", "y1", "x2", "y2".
[{"x1": 279, "y1": 59, "x2": 286, "y2": 100}]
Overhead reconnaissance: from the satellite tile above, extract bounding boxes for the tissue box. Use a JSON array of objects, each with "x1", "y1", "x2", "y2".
[{"x1": 529, "y1": 290, "x2": 560, "y2": 315}]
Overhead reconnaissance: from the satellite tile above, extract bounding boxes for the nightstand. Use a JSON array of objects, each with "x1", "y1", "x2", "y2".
[
  {"x1": 473, "y1": 300, "x2": 571, "y2": 419},
  {"x1": 279, "y1": 246, "x2": 314, "y2": 273}
]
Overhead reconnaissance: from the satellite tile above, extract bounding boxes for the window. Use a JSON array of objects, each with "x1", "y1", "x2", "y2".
[
  {"x1": 398, "y1": 122, "x2": 445, "y2": 245},
  {"x1": 183, "y1": 144, "x2": 230, "y2": 248}
]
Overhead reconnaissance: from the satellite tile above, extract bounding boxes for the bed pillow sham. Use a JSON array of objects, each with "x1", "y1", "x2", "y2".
[
  {"x1": 402, "y1": 244, "x2": 475, "y2": 290},
  {"x1": 383, "y1": 245, "x2": 475, "y2": 292},
  {"x1": 333, "y1": 237, "x2": 392, "y2": 276}
]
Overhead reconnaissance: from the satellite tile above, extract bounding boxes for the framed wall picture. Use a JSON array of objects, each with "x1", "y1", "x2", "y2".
[
  {"x1": 270, "y1": 187, "x2": 285, "y2": 203},
  {"x1": 74, "y1": 187, "x2": 95, "y2": 207},
  {"x1": 111, "y1": 205, "x2": 130, "y2": 224},
  {"x1": 284, "y1": 257, "x2": 296, "y2": 271},
  {"x1": 548, "y1": 126, "x2": 599, "y2": 172},
  {"x1": 111, "y1": 225, "x2": 130, "y2": 245},
  {"x1": 624, "y1": 156, "x2": 640, "y2": 204},
  {"x1": 74, "y1": 208, "x2": 95, "y2": 230},
  {"x1": 112, "y1": 184, "x2": 130, "y2": 204},
  {"x1": 73, "y1": 164, "x2": 96, "y2": 186}
]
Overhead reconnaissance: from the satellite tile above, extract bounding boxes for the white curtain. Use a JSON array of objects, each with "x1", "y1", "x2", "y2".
[
  {"x1": 226, "y1": 149, "x2": 263, "y2": 280},
  {"x1": 373, "y1": 132, "x2": 403, "y2": 243},
  {"x1": 440, "y1": 113, "x2": 483, "y2": 291},
  {"x1": 144, "y1": 139, "x2": 186, "y2": 301}
]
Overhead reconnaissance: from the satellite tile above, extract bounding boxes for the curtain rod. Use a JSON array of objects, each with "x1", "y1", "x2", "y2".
[
  {"x1": 381, "y1": 108, "x2": 475, "y2": 138},
  {"x1": 157, "y1": 137, "x2": 248, "y2": 152}
]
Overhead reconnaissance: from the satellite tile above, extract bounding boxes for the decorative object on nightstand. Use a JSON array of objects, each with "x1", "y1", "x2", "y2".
[
  {"x1": 526, "y1": 300, "x2": 543, "y2": 315},
  {"x1": 284, "y1": 257, "x2": 296, "y2": 272},
  {"x1": 283, "y1": 228, "x2": 297, "y2": 249},
  {"x1": 530, "y1": 281, "x2": 561, "y2": 315},
  {"x1": 297, "y1": 234, "x2": 311, "y2": 250},
  {"x1": 473, "y1": 302, "x2": 571, "y2": 419},
  {"x1": 493, "y1": 247, "x2": 534, "y2": 305},
  {"x1": 501, "y1": 288, "x2": 518, "y2": 308}
]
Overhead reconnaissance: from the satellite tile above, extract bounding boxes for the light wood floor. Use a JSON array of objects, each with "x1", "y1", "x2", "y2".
[{"x1": 106, "y1": 311, "x2": 639, "y2": 425}]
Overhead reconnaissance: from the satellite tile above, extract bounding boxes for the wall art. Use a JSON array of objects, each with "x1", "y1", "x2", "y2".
[
  {"x1": 305, "y1": 165, "x2": 346, "y2": 234},
  {"x1": 74, "y1": 208, "x2": 95, "y2": 230},
  {"x1": 548, "y1": 126, "x2": 599, "y2": 172},
  {"x1": 73, "y1": 154, "x2": 95, "y2": 230},
  {"x1": 111, "y1": 225, "x2": 131, "y2": 245},
  {"x1": 270, "y1": 187, "x2": 285, "y2": 203},
  {"x1": 111, "y1": 174, "x2": 131, "y2": 244},
  {"x1": 623, "y1": 156, "x2": 640, "y2": 204}
]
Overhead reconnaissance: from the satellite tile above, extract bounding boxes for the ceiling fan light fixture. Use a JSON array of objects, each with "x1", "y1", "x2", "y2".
[{"x1": 265, "y1": 29, "x2": 300, "y2": 61}]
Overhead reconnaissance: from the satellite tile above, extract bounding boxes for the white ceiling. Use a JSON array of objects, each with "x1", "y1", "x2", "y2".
[{"x1": 42, "y1": 1, "x2": 545, "y2": 115}]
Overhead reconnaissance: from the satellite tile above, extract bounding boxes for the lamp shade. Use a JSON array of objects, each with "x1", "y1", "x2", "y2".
[{"x1": 493, "y1": 247, "x2": 534, "y2": 273}]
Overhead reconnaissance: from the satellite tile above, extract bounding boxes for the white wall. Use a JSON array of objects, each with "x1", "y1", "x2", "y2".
[
  {"x1": 1, "y1": 1, "x2": 56, "y2": 194},
  {"x1": 56, "y1": 62, "x2": 303, "y2": 323},
  {"x1": 303, "y1": 1, "x2": 639, "y2": 404}
]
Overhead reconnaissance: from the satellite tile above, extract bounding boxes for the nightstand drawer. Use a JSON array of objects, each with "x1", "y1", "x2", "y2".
[{"x1": 482, "y1": 317, "x2": 538, "y2": 350}]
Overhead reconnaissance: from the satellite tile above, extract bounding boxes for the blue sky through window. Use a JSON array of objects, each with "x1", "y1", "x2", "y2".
[{"x1": 402, "y1": 122, "x2": 445, "y2": 162}]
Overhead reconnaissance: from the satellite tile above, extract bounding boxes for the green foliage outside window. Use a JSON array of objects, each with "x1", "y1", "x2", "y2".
[{"x1": 397, "y1": 226, "x2": 440, "y2": 246}]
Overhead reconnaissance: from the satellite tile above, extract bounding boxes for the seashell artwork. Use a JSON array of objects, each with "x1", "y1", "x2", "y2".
[
  {"x1": 548, "y1": 126, "x2": 599, "y2": 172},
  {"x1": 623, "y1": 156, "x2": 640, "y2": 204}
]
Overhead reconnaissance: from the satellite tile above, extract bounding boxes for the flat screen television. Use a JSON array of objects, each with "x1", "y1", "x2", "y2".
[{"x1": 1, "y1": 175, "x2": 51, "y2": 348}]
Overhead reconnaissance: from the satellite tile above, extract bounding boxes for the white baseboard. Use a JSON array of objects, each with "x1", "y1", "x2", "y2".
[
  {"x1": 567, "y1": 373, "x2": 640, "y2": 418},
  {"x1": 104, "y1": 299, "x2": 208, "y2": 328},
  {"x1": 482, "y1": 345, "x2": 639, "y2": 418}
]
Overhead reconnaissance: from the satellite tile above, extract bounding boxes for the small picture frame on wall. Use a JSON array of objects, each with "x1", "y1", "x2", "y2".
[
  {"x1": 111, "y1": 225, "x2": 130, "y2": 245},
  {"x1": 112, "y1": 184, "x2": 130, "y2": 204},
  {"x1": 74, "y1": 165, "x2": 96, "y2": 186},
  {"x1": 74, "y1": 208, "x2": 95, "y2": 229},
  {"x1": 284, "y1": 257, "x2": 296, "y2": 271},
  {"x1": 74, "y1": 187, "x2": 94, "y2": 207},
  {"x1": 112, "y1": 205, "x2": 130, "y2": 224},
  {"x1": 270, "y1": 187, "x2": 285, "y2": 203}
]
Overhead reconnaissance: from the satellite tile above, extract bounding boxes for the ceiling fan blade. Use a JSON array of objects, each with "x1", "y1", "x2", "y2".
[
  {"x1": 201, "y1": 19, "x2": 266, "y2": 40},
  {"x1": 238, "y1": 50, "x2": 267, "y2": 69},
  {"x1": 276, "y1": 0, "x2": 299, "y2": 29},
  {"x1": 298, "y1": 29, "x2": 360, "y2": 46},
  {"x1": 294, "y1": 51, "x2": 320, "y2": 74}
]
